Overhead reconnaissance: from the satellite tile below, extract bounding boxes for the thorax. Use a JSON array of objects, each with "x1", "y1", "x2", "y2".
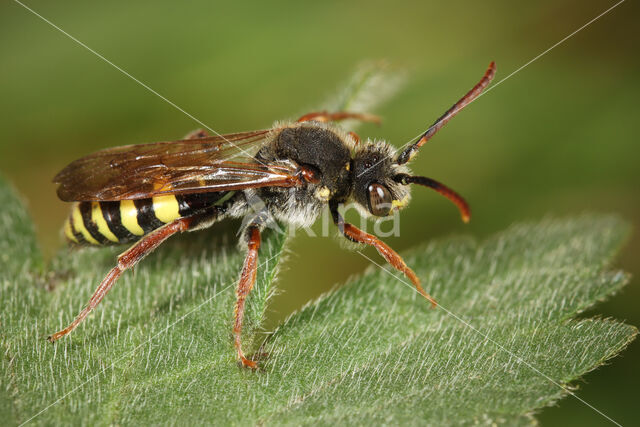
[{"x1": 253, "y1": 123, "x2": 354, "y2": 227}]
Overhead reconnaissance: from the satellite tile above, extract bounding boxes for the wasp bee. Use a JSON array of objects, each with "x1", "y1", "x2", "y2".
[{"x1": 49, "y1": 62, "x2": 496, "y2": 368}]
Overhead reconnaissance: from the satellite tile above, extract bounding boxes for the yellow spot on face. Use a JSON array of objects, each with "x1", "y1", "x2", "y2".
[
  {"x1": 315, "y1": 186, "x2": 331, "y2": 201},
  {"x1": 345, "y1": 162, "x2": 350, "y2": 171},
  {"x1": 120, "y1": 199, "x2": 144, "y2": 236},
  {"x1": 91, "y1": 202, "x2": 119, "y2": 242},
  {"x1": 152, "y1": 195, "x2": 180, "y2": 223},
  {"x1": 71, "y1": 203, "x2": 100, "y2": 245},
  {"x1": 391, "y1": 195, "x2": 410, "y2": 210},
  {"x1": 63, "y1": 218, "x2": 78, "y2": 243}
]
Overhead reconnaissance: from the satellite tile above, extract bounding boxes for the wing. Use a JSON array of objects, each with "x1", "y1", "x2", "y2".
[{"x1": 54, "y1": 129, "x2": 299, "y2": 201}]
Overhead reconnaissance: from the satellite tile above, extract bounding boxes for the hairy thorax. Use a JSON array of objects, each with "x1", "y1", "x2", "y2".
[{"x1": 254, "y1": 123, "x2": 353, "y2": 227}]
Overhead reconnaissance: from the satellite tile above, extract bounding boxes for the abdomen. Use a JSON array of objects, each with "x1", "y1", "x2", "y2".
[{"x1": 63, "y1": 192, "x2": 230, "y2": 245}]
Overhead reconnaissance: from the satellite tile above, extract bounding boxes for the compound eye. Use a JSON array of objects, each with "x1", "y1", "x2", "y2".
[{"x1": 368, "y1": 183, "x2": 393, "y2": 216}]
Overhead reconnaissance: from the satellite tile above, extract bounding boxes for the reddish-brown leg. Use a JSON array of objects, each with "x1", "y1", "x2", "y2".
[
  {"x1": 296, "y1": 111, "x2": 381, "y2": 124},
  {"x1": 234, "y1": 226, "x2": 261, "y2": 369},
  {"x1": 183, "y1": 129, "x2": 210, "y2": 139},
  {"x1": 48, "y1": 216, "x2": 195, "y2": 342},
  {"x1": 298, "y1": 165, "x2": 321, "y2": 184},
  {"x1": 348, "y1": 131, "x2": 361, "y2": 145},
  {"x1": 331, "y1": 206, "x2": 436, "y2": 307}
]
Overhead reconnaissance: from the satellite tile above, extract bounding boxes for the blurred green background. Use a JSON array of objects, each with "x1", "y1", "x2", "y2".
[{"x1": 1, "y1": 0, "x2": 638, "y2": 425}]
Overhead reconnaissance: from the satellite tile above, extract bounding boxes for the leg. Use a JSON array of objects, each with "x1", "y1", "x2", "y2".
[
  {"x1": 48, "y1": 215, "x2": 196, "y2": 342},
  {"x1": 330, "y1": 203, "x2": 436, "y2": 307},
  {"x1": 296, "y1": 111, "x2": 381, "y2": 124},
  {"x1": 183, "y1": 129, "x2": 210, "y2": 139},
  {"x1": 234, "y1": 226, "x2": 261, "y2": 368},
  {"x1": 348, "y1": 131, "x2": 361, "y2": 145}
]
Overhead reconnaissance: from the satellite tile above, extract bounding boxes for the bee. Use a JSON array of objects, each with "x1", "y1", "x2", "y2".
[{"x1": 49, "y1": 62, "x2": 496, "y2": 368}]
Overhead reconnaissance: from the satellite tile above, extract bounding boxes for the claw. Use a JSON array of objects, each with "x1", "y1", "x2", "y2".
[{"x1": 239, "y1": 355, "x2": 258, "y2": 369}]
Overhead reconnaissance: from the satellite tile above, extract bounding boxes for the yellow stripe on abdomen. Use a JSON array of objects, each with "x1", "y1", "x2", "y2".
[
  {"x1": 91, "y1": 201, "x2": 119, "y2": 242},
  {"x1": 71, "y1": 203, "x2": 100, "y2": 245},
  {"x1": 152, "y1": 195, "x2": 181, "y2": 223},
  {"x1": 63, "y1": 217, "x2": 78, "y2": 243},
  {"x1": 120, "y1": 199, "x2": 144, "y2": 236}
]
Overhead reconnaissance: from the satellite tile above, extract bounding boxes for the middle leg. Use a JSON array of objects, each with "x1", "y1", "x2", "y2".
[{"x1": 234, "y1": 225, "x2": 262, "y2": 368}]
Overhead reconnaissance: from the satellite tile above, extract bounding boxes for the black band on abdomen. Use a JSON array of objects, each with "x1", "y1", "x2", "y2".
[
  {"x1": 176, "y1": 192, "x2": 231, "y2": 216},
  {"x1": 100, "y1": 201, "x2": 137, "y2": 243},
  {"x1": 134, "y1": 198, "x2": 165, "y2": 234},
  {"x1": 79, "y1": 202, "x2": 111, "y2": 245}
]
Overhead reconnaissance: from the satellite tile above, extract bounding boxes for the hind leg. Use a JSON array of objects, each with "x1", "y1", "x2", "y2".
[
  {"x1": 183, "y1": 129, "x2": 210, "y2": 139},
  {"x1": 296, "y1": 111, "x2": 380, "y2": 124},
  {"x1": 48, "y1": 211, "x2": 215, "y2": 342}
]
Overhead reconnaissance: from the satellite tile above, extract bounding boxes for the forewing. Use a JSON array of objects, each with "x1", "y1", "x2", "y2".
[{"x1": 54, "y1": 129, "x2": 298, "y2": 201}]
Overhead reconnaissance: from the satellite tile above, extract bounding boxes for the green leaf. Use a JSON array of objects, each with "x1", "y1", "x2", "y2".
[
  {"x1": 260, "y1": 217, "x2": 636, "y2": 425},
  {"x1": 0, "y1": 175, "x2": 635, "y2": 426}
]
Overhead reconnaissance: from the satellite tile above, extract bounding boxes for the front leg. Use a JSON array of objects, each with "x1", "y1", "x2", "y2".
[{"x1": 330, "y1": 203, "x2": 436, "y2": 307}]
